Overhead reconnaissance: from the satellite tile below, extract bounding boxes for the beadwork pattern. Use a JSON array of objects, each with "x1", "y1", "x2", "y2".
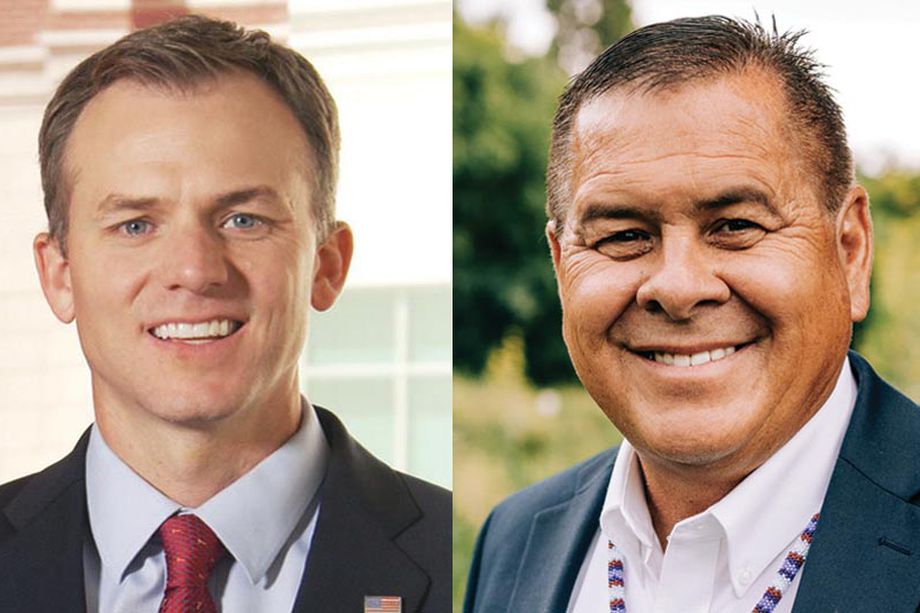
[{"x1": 607, "y1": 513, "x2": 820, "y2": 613}]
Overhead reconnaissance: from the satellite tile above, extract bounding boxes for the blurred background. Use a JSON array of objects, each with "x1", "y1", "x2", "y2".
[
  {"x1": 0, "y1": 0, "x2": 451, "y2": 489},
  {"x1": 453, "y1": 0, "x2": 920, "y2": 608}
]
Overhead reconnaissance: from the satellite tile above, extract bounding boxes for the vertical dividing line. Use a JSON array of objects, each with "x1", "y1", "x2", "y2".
[{"x1": 393, "y1": 289, "x2": 410, "y2": 471}]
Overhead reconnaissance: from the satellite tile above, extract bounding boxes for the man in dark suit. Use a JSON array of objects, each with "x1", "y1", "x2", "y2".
[
  {"x1": 0, "y1": 16, "x2": 448, "y2": 613},
  {"x1": 466, "y1": 16, "x2": 919, "y2": 613}
]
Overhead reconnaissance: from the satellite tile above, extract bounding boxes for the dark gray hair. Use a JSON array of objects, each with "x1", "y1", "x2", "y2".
[
  {"x1": 40, "y1": 14, "x2": 339, "y2": 251},
  {"x1": 546, "y1": 15, "x2": 853, "y2": 231}
]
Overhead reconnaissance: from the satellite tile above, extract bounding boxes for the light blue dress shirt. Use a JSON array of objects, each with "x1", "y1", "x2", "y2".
[{"x1": 83, "y1": 402, "x2": 329, "y2": 613}]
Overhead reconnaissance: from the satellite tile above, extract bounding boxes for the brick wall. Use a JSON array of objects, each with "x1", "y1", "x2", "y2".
[{"x1": 0, "y1": 0, "x2": 47, "y2": 46}]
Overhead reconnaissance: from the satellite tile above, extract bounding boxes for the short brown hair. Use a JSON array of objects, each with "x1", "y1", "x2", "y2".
[
  {"x1": 547, "y1": 16, "x2": 853, "y2": 232},
  {"x1": 39, "y1": 14, "x2": 339, "y2": 251}
]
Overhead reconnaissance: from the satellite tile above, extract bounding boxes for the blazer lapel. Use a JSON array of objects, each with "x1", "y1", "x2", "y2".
[
  {"x1": 293, "y1": 408, "x2": 430, "y2": 613},
  {"x1": 793, "y1": 461, "x2": 920, "y2": 612},
  {"x1": 0, "y1": 430, "x2": 90, "y2": 613},
  {"x1": 507, "y1": 454, "x2": 612, "y2": 612},
  {"x1": 794, "y1": 353, "x2": 920, "y2": 612}
]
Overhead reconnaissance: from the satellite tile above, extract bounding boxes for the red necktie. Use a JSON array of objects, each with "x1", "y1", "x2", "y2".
[{"x1": 158, "y1": 514, "x2": 227, "y2": 613}]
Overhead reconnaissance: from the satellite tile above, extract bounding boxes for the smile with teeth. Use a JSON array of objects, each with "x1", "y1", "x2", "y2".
[
  {"x1": 643, "y1": 345, "x2": 738, "y2": 367},
  {"x1": 151, "y1": 320, "x2": 243, "y2": 343}
]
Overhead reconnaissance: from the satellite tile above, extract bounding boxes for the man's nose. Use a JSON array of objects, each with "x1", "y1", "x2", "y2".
[
  {"x1": 635, "y1": 234, "x2": 730, "y2": 321},
  {"x1": 156, "y1": 224, "x2": 229, "y2": 294}
]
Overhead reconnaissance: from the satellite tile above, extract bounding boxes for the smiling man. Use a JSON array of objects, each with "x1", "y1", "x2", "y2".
[
  {"x1": 465, "y1": 16, "x2": 920, "y2": 613},
  {"x1": 0, "y1": 16, "x2": 449, "y2": 613}
]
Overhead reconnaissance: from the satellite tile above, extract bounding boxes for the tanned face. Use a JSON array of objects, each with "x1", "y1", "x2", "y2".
[{"x1": 549, "y1": 68, "x2": 872, "y2": 478}]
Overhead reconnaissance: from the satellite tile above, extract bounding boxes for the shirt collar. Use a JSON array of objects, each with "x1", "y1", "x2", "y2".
[
  {"x1": 601, "y1": 439, "x2": 659, "y2": 568},
  {"x1": 85, "y1": 424, "x2": 178, "y2": 580},
  {"x1": 599, "y1": 357, "x2": 857, "y2": 590},
  {"x1": 86, "y1": 398, "x2": 329, "y2": 585}
]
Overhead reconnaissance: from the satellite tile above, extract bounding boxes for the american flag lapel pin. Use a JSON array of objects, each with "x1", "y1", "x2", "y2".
[{"x1": 364, "y1": 595, "x2": 402, "y2": 612}]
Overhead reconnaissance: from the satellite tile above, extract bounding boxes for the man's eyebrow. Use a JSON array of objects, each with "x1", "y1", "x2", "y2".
[
  {"x1": 576, "y1": 203, "x2": 663, "y2": 226},
  {"x1": 693, "y1": 187, "x2": 779, "y2": 215},
  {"x1": 94, "y1": 186, "x2": 289, "y2": 220},
  {"x1": 95, "y1": 195, "x2": 160, "y2": 219},
  {"x1": 572, "y1": 186, "x2": 780, "y2": 231},
  {"x1": 214, "y1": 186, "x2": 289, "y2": 210}
]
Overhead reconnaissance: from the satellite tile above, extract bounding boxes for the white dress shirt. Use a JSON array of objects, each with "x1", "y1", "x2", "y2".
[
  {"x1": 568, "y1": 358, "x2": 857, "y2": 613},
  {"x1": 83, "y1": 401, "x2": 329, "y2": 613}
]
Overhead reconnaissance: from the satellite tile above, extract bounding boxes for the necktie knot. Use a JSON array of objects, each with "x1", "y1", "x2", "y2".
[{"x1": 158, "y1": 514, "x2": 226, "y2": 612}]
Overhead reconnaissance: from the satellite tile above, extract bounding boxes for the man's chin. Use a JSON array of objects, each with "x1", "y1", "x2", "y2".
[
  {"x1": 162, "y1": 406, "x2": 235, "y2": 427},
  {"x1": 612, "y1": 403, "x2": 762, "y2": 470},
  {"x1": 636, "y1": 438, "x2": 741, "y2": 469},
  {"x1": 123, "y1": 386, "x2": 252, "y2": 429}
]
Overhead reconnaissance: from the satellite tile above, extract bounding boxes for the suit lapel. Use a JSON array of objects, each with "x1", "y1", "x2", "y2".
[
  {"x1": 794, "y1": 353, "x2": 920, "y2": 612},
  {"x1": 507, "y1": 454, "x2": 612, "y2": 612},
  {"x1": 0, "y1": 430, "x2": 90, "y2": 613},
  {"x1": 793, "y1": 461, "x2": 920, "y2": 612},
  {"x1": 293, "y1": 408, "x2": 430, "y2": 613}
]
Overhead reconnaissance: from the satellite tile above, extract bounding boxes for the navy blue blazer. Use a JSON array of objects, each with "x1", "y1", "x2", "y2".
[
  {"x1": 0, "y1": 407, "x2": 451, "y2": 613},
  {"x1": 464, "y1": 352, "x2": 920, "y2": 612}
]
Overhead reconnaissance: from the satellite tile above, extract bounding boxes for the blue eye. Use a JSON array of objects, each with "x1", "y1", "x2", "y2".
[
  {"x1": 224, "y1": 214, "x2": 260, "y2": 229},
  {"x1": 121, "y1": 220, "x2": 151, "y2": 236}
]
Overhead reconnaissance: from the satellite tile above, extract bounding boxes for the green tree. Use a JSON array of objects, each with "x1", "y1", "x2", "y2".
[
  {"x1": 453, "y1": 3, "x2": 633, "y2": 385},
  {"x1": 453, "y1": 17, "x2": 570, "y2": 384},
  {"x1": 548, "y1": 0, "x2": 634, "y2": 72},
  {"x1": 853, "y1": 171, "x2": 920, "y2": 399}
]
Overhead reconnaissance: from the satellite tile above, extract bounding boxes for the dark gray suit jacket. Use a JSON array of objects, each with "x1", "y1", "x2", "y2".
[
  {"x1": 0, "y1": 407, "x2": 451, "y2": 612},
  {"x1": 465, "y1": 352, "x2": 920, "y2": 612}
]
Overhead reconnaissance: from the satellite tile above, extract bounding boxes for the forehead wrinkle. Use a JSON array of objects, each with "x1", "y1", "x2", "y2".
[
  {"x1": 573, "y1": 117, "x2": 783, "y2": 197},
  {"x1": 575, "y1": 147, "x2": 781, "y2": 204},
  {"x1": 578, "y1": 127, "x2": 781, "y2": 174},
  {"x1": 573, "y1": 135, "x2": 789, "y2": 221}
]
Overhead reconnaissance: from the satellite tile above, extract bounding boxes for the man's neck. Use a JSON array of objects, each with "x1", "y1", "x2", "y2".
[
  {"x1": 94, "y1": 390, "x2": 302, "y2": 508},
  {"x1": 634, "y1": 384, "x2": 841, "y2": 549},
  {"x1": 637, "y1": 454, "x2": 751, "y2": 551}
]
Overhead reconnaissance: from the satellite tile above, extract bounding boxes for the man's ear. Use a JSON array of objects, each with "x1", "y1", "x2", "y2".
[
  {"x1": 33, "y1": 232, "x2": 75, "y2": 323},
  {"x1": 836, "y1": 185, "x2": 873, "y2": 323},
  {"x1": 546, "y1": 219, "x2": 569, "y2": 305},
  {"x1": 546, "y1": 219, "x2": 562, "y2": 272},
  {"x1": 311, "y1": 221, "x2": 354, "y2": 311}
]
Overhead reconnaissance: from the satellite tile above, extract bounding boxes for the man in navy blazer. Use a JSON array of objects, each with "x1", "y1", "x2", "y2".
[
  {"x1": 0, "y1": 16, "x2": 448, "y2": 612},
  {"x1": 466, "y1": 16, "x2": 919, "y2": 613}
]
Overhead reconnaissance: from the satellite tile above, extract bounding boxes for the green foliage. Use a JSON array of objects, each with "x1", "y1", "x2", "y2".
[
  {"x1": 453, "y1": 3, "x2": 635, "y2": 386},
  {"x1": 852, "y1": 171, "x2": 920, "y2": 400},
  {"x1": 548, "y1": 0, "x2": 634, "y2": 71},
  {"x1": 451, "y1": 337, "x2": 621, "y2": 611},
  {"x1": 453, "y1": 17, "x2": 573, "y2": 384}
]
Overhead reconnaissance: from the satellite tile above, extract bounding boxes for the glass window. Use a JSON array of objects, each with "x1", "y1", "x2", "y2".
[
  {"x1": 306, "y1": 376, "x2": 395, "y2": 464},
  {"x1": 409, "y1": 285, "x2": 452, "y2": 363},
  {"x1": 408, "y1": 374, "x2": 452, "y2": 487},
  {"x1": 307, "y1": 287, "x2": 397, "y2": 364}
]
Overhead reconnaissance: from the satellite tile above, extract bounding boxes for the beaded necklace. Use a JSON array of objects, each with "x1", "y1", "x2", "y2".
[{"x1": 608, "y1": 513, "x2": 819, "y2": 613}]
